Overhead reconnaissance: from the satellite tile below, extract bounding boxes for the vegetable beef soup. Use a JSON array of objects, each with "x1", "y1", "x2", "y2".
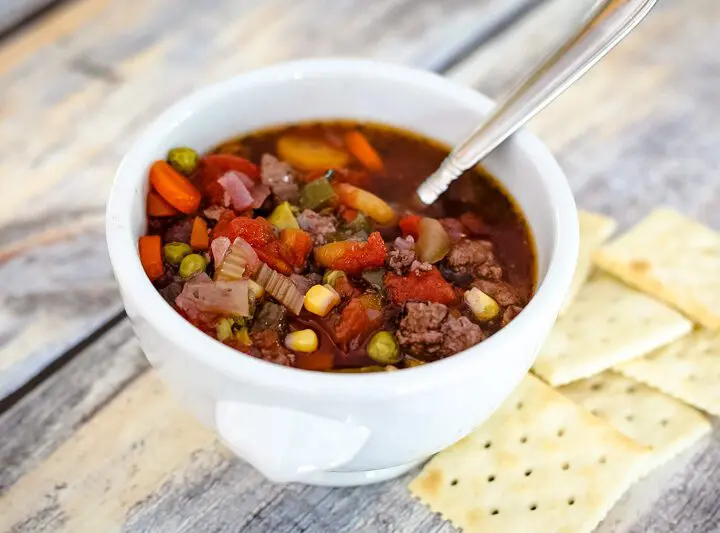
[{"x1": 139, "y1": 121, "x2": 536, "y2": 372}]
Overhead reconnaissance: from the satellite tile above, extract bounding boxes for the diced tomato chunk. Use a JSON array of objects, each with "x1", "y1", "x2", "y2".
[
  {"x1": 279, "y1": 228, "x2": 313, "y2": 269},
  {"x1": 398, "y1": 214, "x2": 421, "y2": 239},
  {"x1": 334, "y1": 295, "x2": 383, "y2": 345},
  {"x1": 384, "y1": 267, "x2": 457, "y2": 305},
  {"x1": 212, "y1": 216, "x2": 275, "y2": 247},
  {"x1": 313, "y1": 232, "x2": 386, "y2": 275}
]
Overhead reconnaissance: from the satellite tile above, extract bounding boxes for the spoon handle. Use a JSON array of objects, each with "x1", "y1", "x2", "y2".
[{"x1": 416, "y1": 0, "x2": 657, "y2": 205}]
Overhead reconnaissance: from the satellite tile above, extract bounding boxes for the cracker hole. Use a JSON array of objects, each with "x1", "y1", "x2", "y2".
[
  {"x1": 599, "y1": 456, "x2": 607, "y2": 464},
  {"x1": 687, "y1": 374, "x2": 697, "y2": 382},
  {"x1": 660, "y1": 419, "x2": 669, "y2": 427},
  {"x1": 568, "y1": 497, "x2": 575, "y2": 506},
  {"x1": 626, "y1": 386, "x2": 636, "y2": 394},
  {"x1": 625, "y1": 414, "x2": 634, "y2": 422},
  {"x1": 590, "y1": 409, "x2": 601, "y2": 416},
  {"x1": 516, "y1": 401, "x2": 524, "y2": 410},
  {"x1": 450, "y1": 479, "x2": 458, "y2": 486},
  {"x1": 590, "y1": 383, "x2": 602, "y2": 391},
  {"x1": 490, "y1": 509, "x2": 499, "y2": 516},
  {"x1": 484, "y1": 441, "x2": 492, "y2": 449},
  {"x1": 557, "y1": 428, "x2": 565, "y2": 437},
  {"x1": 524, "y1": 469, "x2": 532, "y2": 477},
  {"x1": 562, "y1": 463, "x2": 570, "y2": 471},
  {"x1": 487, "y1": 475, "x2": 496, "y2": 483},
  {"x1": 519, "y1": 436, "x2": 528, "y2": 444},
  {"x1": 599, "y1": 336, "x2": 611, "y2": 344},
  {"x1": 529, "y1": 504, "x2": 538, "y2": 511}
]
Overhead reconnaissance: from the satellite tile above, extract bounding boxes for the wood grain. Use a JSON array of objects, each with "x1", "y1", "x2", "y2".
[
  {"x1": 0, "y1": 0, "x2": 542, "y2": 399},
  {"x1": 3, "y1": 0, "x2": 720, "y2": 531},
  {"x1": 0, "y1": 0, "x2": 60, "y2": 35}
]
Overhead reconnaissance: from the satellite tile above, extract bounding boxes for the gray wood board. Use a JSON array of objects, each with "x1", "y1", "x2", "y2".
[
  {"x1": 0, "y1": 0, "x2": 542, "y2": 399},
  {"x1": 3, "y1": 0, "x2": 720, "y2": 531}
]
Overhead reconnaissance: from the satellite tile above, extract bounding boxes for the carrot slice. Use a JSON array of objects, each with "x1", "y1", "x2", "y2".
[
  {"x1": 146, "y1": 190, "x2": 179, "y2": 217},
  {"x1": 139, "y1": 235, "x2": 164, "y2": 281},
  {"x1": 295, "y1": 350, "x2": 335, "y2": 371},
  {"x1": 149, "y1": 160, "x2": 202, "y2": 214},
  {"x1": 344, "y1": 131, "x2": 384, "y2": 173},
  {"x1": 190, "y1": 216, "x2": 209, "y2": 250}
]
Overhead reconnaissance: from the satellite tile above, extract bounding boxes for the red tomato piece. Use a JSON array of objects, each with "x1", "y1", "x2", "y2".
[
  {"x1": 384, "y1": 267, "x2": 457, "y2": 305},
  {"x1": 398, "y1": 214, "x2": 421, "y2": 239}
]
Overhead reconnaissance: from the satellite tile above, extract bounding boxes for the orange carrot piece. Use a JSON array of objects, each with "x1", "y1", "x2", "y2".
[
  {"x1": 149, "y1": 160, "x2": 202, "y2": 214},
  {"x1": 139, "y1": 235, "x2": 164, "y2": 281},
  {"x1": 344, "y1": 131, "x2": 384, "y2": 173},
  {"x1": 190, "y1": 216, "x2": 209, "y2": 250},
  {"x1": 295, "y1": 350, "x2": 335, "y2": 371},
  {"x1": 146, "y1": 190, "x2": 179, "y2": 217}
]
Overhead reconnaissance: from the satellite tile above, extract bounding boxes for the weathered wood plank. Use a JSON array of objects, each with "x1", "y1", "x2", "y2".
[
  {"x1": 3, "y1": 0, "x2": 720, "y2": 532},
  {"x1": 0, "y1": 0, "x2": 542, "y2": 399},
  {"x1": 0, "y1": 0, "x2": 61, "y2": 35}
]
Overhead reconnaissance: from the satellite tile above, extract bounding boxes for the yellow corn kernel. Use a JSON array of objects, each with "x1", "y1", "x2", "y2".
[
  {"x1": 464, "y1": 287, "x2": 500, "y2": 321},
  {"x1": 248, "y1": 279, "x2": 265, "y2": 299},
  {"x1": 284, "y1": 329, "x2": 318, "y2": 352},
  {"x1": 235, "y1": 327, "x2": 252, "y2": 346},
  {"x1": 303, "y1": 284, "x2": 341, "y2": 317}
]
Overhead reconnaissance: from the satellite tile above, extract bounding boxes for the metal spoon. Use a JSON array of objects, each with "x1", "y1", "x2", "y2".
[{"x1": 415, "y1": 0, "x2": 657, "y2": 206}]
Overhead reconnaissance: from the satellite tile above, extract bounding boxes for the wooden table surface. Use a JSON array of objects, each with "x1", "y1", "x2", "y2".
[{"x1": 1, "y1": 0, "x2": 719, "y2": 531}]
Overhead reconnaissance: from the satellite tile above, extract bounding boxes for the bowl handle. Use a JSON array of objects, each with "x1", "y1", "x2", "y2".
[{"x1": 215, "y1": 400, "x2": 370, "y2": 483}]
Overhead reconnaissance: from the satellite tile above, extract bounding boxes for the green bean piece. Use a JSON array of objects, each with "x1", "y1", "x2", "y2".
[
  {"x1": 361, "y1": 269, "x2": 385, "y2": 293},
  {"x1": 322, "y1": 270, "x2": 346, "y2": 287},
  {"x1": 179, "y1": 253, "x2": 207, "y2": 279},
  {"x1": 367, "y1": 331, "x2": 400, "y2": 365},
  {"x1": 300, "y1": 177, "x2": 336, "y2": 210},
  {"x1": 163, "y1": 242, "x2": 193, "y2": 265},
  {"x1": 167, "y1": 147, "x2": 199, "y2": 176},
  {"x1": 216, "y1": 318, "x2": 233, "y2": 342}
]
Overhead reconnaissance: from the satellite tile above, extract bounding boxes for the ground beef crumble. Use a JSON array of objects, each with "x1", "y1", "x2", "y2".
[
  {"x1": 297, "y1": 209, "x2": 337, "y2": 245},
  {"x1": 396, "y1": 302, "x2": 484, "y2": 359},
  {"x1": 386, "y1": 236, "x2": 417, "y2": 275},
  {"x1": 446, "y1": 238, "x2": 503, "y2": 280},
  {"x1": 251, "y1": 330, "x2": 295, "y2": 366}
]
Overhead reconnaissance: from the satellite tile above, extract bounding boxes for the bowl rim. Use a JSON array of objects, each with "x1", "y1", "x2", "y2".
[{"x1": 106, "y1": 58, "x2": 578, "y2": 399}]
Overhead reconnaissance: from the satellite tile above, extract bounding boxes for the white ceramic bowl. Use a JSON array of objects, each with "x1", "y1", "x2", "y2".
[{"x1": 106, "y1": 58, "x2": 578, "y2": 487}]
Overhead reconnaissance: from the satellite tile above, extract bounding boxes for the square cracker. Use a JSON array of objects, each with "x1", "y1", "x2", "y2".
[
  {"x1": 615, "y1": 329, "x2": 720, "y2": 417},
  {"x1": 560, "y1": 210, "x2": 617, "y2": 315},
  {"x1": 594, "y1": 208, "x2": 720, "y2": 329},
  {"x1": 534, "y1": 274, "x2": 692, "y2": 386},
  {"x1": 409, "y1": 375, "x2": 649, "y2": 533},
  {"x1": 560, "y1": 371, "x2": 710, "y2": 473}
]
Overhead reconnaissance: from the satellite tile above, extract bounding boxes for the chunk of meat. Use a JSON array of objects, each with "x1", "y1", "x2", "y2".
[
  {"x1": 471, "y1": 279, "x2": 526, "y2": 307},
  {"x1": 446, "y1": 239, "x2": 503, "y2": 280},
  {"x1": 409, "y1": 260, "x2": 432, "y2": 273},
  {"x1": 297, "y1": 209, "x2": 337, "y2": 245},
  {"x1": 459, "y1": 212, "x2": 489, "y2": 236},
  {"x1": 502, "y1": 305, "x2": 523, "y2": 326},
  {"x1": 261, "y1": 154, "x2": 299, "y2": 203},
  {"x1": 252, "y1": 330, "x2": 295, "y2": 366},
  {"x1": 439, "y1": 218, "x2": 466, "y2": 243},
  {"x1": 386, "y1": 236, "x2": 416, "y2": 275},
  {"x1": 396, "y1": 302, "x2": 484, "y2": 359},
  {"x1": 164, "y1": 218, "x2": 193, "y2": 244}
]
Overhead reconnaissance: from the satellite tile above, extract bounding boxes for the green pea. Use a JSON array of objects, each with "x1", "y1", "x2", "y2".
[
  {"x1": 367, "y1": 331, "x2": 400, "y2": 365},
  {"x1": 167, "y1": 147, "x2": 199, "y2": 176},
  {"x1": 179, "y1": 253, "x2": 207, "y2": 279},
  {"x1": 163, "y1": 242, "x2": 192, "y2": 265},
  {"x1": 216, "y1": 318, "x2": 233, "y2": 342},
  {"x1": 322, "y1": 270, "x2": 346, "y2": 287}
]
